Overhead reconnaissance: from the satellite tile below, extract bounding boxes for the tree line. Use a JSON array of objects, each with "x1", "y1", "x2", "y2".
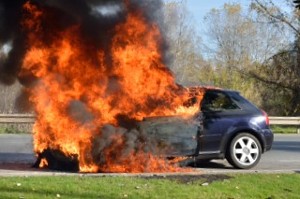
[
  {"x1": 164, "y1": 0, "x2": 300, "y2": 116},
  {"x1": 1, "y1": 0, "x2": 299, "y2": 116}
]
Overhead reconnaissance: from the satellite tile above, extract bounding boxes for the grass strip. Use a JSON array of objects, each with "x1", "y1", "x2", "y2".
[
  {"x1": 0, "y1": 173, "x2": 299, "y2": 199},
  {"x1": 270, "y1": 125, "x2": 299, "y2": 134}
]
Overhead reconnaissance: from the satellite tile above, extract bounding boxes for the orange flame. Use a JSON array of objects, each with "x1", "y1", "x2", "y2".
[
  {"x1": 19, "y1": 1, "x2": 204, "y2": 173},
  {"x1": 39, "y1": 158, "x2": 48, "y2": 168}
]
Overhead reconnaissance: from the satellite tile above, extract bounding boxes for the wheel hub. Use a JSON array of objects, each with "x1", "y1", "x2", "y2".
[{"x1": 243, "y1": 147, "x2": 250, "y2": 155}]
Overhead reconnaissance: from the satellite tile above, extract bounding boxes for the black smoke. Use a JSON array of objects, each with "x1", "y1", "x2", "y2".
[
  {"x1": 0, "y1": 0, "x2": 168, "y2": 115},
  {"x1": 0, "y1": 0, "x2": 167, "y2": 86},
  {"x1": 0, "y1": 0, "x2": 27, "y2": 85},
  {"x1": 1, "y1": 1, "x2": 187, "y2": 172}
]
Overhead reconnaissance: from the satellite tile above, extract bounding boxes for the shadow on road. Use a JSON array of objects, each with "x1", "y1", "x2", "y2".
[
  {"x1": 0, "y1": 163, "x2": 36, "y2": 171},
  {"x1": 272, "y1": 141, "x2": 300, "y2": 153},
  {"x1": 185, "y1": 159, "x2": 234, "y2": 170},
  {"x1": 0, "y1": 153, "x2": 35, "y2": 164}
]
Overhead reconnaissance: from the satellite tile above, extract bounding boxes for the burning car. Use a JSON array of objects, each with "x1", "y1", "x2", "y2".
[
  {"x1": 139, "y1": 87, "x2": 274, "y2": 169},
  {"x1": 1, "y1": 1, "x2": 272, "y2": 172}
]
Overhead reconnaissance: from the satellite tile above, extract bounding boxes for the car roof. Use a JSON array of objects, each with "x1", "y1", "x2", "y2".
[{"x1": 186, "y1": 86, "x2": 240, "y2": 94}]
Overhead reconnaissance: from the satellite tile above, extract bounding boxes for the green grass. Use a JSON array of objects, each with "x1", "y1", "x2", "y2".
[
  {"x1": 0, "y1": 173, "x2": 299, "y2": 199},
  {"x1": 0, "y1": 126, "x2": 28, "y2": 134},
  {"x1": 270, "y1": 125, "x2": 299, "y2": 134}
]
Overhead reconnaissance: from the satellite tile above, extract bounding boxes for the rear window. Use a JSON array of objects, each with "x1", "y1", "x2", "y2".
[
  {"x1": 201, "y1": 90, "x2": 240, "y2": 112},
  {"x1": 227, "y1": 91, "x2": 260, "y2": 111}
]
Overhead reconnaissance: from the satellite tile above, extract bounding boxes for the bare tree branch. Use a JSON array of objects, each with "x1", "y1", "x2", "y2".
[{"x1": 254, "y1": 0, "x2": 300, "y2": 35}]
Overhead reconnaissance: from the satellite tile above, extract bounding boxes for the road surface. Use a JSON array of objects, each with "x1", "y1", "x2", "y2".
[
  {"x1": 0, "y1": 134, "x2": 299, "y2": 173},
  {"x1": 193, "y1": 134, "x2": 300, "y2": 173},
  {"x1": 0, "y1": 134, "x2": 34, "y2": 163}
]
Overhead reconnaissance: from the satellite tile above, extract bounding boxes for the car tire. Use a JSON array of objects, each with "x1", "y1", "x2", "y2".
[{"x1": 226, "y1": 133, "x2": 262, "y2": 169}]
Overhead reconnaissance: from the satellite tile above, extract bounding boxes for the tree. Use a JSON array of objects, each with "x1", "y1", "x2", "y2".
[
  {"x1": 203, "y1": 3, "x2": 279, "y2": 105},
  {"x1": 201, "y1": 2, "x2": 300, "y2": 115},
  {"x1": 163, "y1": 1, "x2": 209, "y2": 85},
  {"x1": 295, "y1": 0, "x2": 300, "y2": 9},
  {"x1": 0, "y1": 82, "x2": 23, "y2": 113},
  {"x1": 249, "y1": 0, "x2": 300, "y2": 115}
]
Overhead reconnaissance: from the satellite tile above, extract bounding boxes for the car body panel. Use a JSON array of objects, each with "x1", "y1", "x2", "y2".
[
  {"x1": 140, "y1": 88, "x2": 274, "y2": 166},
  {"x1": 139, "y1": 116, "x2": 199, "y2": 156}
]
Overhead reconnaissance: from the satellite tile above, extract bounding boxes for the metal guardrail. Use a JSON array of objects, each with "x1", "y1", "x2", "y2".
[
  {"x1": 0, "y1": 114, "x2": 300, "y2": 124},
  {"x1": 269, "y1": 117, "x2": 300, "y2": 125},
  {"x1": 269, "y1": 116, "x2": 300, "y2": 134},
  {"x1": 0, "y1": 114, "x2": 35, "y2": 123},
  {"x1": 0, "y1": 114, "x2": 35, "y2": 134}
]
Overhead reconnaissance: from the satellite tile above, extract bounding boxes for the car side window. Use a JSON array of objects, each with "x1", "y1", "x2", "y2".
[{"x1": 201, "y1": 91, "x2": 240, "y2": 112}]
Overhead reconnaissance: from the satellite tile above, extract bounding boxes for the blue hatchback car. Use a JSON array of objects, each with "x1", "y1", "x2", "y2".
[
  {"x1": 197, "y1": 88, "x2": 273, "y2": 169},
  {"x1": 140, "y1": 87, "x2": 274, "y2": 169}
]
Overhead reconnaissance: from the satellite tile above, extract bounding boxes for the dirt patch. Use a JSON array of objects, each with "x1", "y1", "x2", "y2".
[
  {"x1": 141, "y1": 174, "x2": 231, "y2": 184},
  {"x1": 0, "y1": 163, "x2": 231, "y2": 182}
]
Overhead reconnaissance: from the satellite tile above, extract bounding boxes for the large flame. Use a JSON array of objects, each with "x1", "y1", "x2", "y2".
[{"x1": 19, "y1": 1, "x2": 203, "y2": 172}]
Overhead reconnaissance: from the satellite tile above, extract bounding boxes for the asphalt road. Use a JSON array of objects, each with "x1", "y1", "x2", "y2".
[
  {"x1": 0, "y1": 134, "x2": 35, "y2": 163},
  {"x1": 0, "y1": 134, "x2": 299, "y2": 173},
  {"x1": 196, "y1": 134, "x2": 300, "y2": 173}
]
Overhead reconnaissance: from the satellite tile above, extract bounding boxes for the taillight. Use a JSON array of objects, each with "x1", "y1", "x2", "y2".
[{"x1": 261, "y1": 110, "x2": 270, "y2": 126}]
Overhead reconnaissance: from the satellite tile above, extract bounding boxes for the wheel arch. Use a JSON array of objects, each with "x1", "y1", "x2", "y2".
[{"x1": 222, "y1": 128, "x2": 266, "y2": 156}]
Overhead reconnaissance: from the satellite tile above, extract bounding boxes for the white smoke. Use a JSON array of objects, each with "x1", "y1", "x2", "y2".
[
  {"x1": 91, "y1": 4, "x2": 123, "y2": 17},
  {"x1": 0, "y1": 41, "x2": 12, "y2": 58}
]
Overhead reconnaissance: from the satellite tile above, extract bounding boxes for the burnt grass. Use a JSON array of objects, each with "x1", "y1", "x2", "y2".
[
  {"x1": 141, "y1": 174, "x2": 231, "y2": 185},
  {"x1": 0, "y1": 163, "x2": 232, "y2": 186}
]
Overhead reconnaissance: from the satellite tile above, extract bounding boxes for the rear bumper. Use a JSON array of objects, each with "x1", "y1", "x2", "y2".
[{"x1": 261, "y1": 129, "x2": 274, "y2": 152}]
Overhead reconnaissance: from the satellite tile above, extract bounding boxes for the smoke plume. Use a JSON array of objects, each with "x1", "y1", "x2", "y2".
[
  {"x1": 1, "y1": 0, "x2": 199, "y2": 173},
  {"x1": 0, "y1": 0, "x2": 167, "y2": 85}
]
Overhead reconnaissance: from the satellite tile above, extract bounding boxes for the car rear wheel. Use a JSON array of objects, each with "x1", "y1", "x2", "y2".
[{"x1": 226, "y1": 133, "x2": 262, "y2": 169}]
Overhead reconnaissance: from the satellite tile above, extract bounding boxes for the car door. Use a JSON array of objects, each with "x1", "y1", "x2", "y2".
[
  {"x1": 198, "y1": 90, "x2": 241, "y2": 154},
  {"x1": 139, "y1": 116, "x2": 199, "y2": 156}
]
